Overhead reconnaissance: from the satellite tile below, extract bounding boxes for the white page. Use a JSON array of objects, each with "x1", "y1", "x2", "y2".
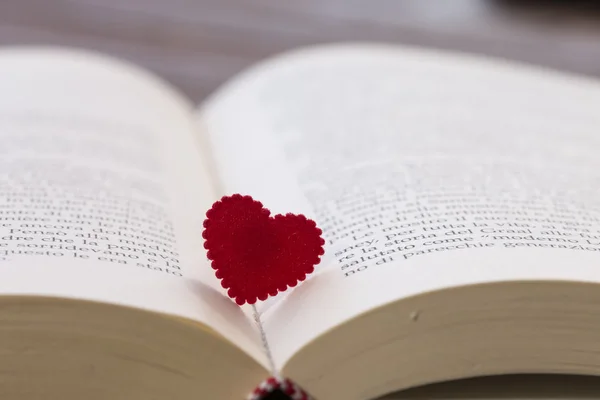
[
  {"x1": 0, "y1": 47, "x2": 265, "y2": 366},
  {"x1": 200, "y1": 44, "x2": 600, "y2": 366}
]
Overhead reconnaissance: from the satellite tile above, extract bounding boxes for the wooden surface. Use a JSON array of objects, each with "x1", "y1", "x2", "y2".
[
  {"x1": 1, "y1": 0, "x2": 600, "y2": 102},
  {"x1": 382, "y1": 374, "x2": 600, "y2": 399}
]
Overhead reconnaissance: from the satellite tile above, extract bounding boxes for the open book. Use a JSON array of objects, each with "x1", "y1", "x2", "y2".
[{"x1": 1, "y1": 43, "x2": 600, "y2": 400}]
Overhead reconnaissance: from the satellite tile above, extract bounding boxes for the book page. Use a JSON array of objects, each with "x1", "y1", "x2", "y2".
[
  {"x1": 200, "y1": 44, "x2": 600, "y2": 366},
  {"x1": 0, "y1": 47, "x2": 266, "y2": 366}
]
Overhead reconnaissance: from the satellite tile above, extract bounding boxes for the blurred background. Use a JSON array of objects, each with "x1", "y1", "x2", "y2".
[{"x1": 1, "y1": 0, "x2": 600, "y2": 102}]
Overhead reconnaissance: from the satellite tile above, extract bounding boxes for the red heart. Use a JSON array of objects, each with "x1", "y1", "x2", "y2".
[{"x1": 202, "y1": 194, "x2": 325, "y2": 305}]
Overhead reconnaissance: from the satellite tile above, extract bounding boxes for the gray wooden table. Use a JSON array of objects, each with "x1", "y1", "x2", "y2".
[
  {"x1": 383, "y1": 374, "x2": 600, "y2": 399},
  {"x1": 2, "y1": 0, "x2": 600, "y2": 103}
]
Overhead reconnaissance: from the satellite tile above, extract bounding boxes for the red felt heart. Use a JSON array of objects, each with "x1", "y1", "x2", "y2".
[{"x1": 202, "y1": 194, "x2": 325, "y2": 305}]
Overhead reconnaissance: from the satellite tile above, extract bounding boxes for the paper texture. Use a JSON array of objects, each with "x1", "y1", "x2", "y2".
[{"x1": 200, "y1": 44, "x2": 600, "y2": 365}]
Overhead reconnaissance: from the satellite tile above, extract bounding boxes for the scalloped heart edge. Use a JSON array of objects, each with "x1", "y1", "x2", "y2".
[{"x1": 202, "y1": 194, "x2": 325, "y2": 305}]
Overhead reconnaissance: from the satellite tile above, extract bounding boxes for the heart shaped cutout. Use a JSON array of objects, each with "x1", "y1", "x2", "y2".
[{"x1": 202, "y1": 194, "x2": 325, "y2": 305}]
